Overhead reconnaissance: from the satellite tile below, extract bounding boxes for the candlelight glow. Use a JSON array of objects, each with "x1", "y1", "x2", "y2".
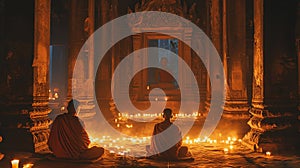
[
  {"x1": 11, "y1": 159, "x2": 19, "y2": 168},
  {"x1": 223, "y1": 148, "x2": 229, "y2": 154},
  {"x1": 115, "y1": 111, "x2": 201, "y2": 121},
  {"x1": 22, "y1": 163, "x2": 34, "y2": 168},
  {"x1": 88, "y1": 134, "x2": 242, "y2": 157},
  {"x1": 266, "y1": 151, "x2": 271, "y2": 156}
]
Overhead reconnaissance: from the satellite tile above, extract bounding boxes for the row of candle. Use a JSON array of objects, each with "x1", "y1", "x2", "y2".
[{"x1": 117, "y1": 112, "x2": 202, "y2": 119}]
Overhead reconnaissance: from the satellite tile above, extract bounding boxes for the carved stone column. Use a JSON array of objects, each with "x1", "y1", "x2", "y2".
[
  {"x1": 205, "y1": 0, "x2": 222, "y2": 113},
  {"x1": 67, "y1": 0, "x2": 88, "y2": 99},
  {"x1": 223, "y1": 0, "x2": 249, "y2": 118},
  {"x1": 109, "y1": 0, "x2": 120, "y2": 118},
  {"x1": 31, "y1": 0, "x2": 52, "y2": 152},
  {"x1": 95, "y1": 0, "x2": 116, "y2": 120},
  {"x1": 76, "y1": 0, "x2": 97, "y2": 119},
  {"x1": 243, "y1": 0, "x2": 300, "y2": 153},
  {"x1": 67, "y1": 0, "x2": 98, "y2": 119}
]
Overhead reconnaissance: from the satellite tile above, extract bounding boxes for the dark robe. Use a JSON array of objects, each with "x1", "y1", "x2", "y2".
[
  {"x1": 48, "y1": 113, "x2": 91, "y2": 159},
  {"x1": 148, "y1": 121, "x2": 183, "y2": 160}
]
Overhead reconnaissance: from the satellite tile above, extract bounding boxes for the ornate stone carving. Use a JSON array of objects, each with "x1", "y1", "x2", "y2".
[
  {"x1": 252, "y1": 0, "x2": 264, "y2": 100},
  {"x1": 31, "y1": 0, "x2": 52, "y2": 152},
  {"x1": 128, "y1": 0, "x2": 199, "y2": 27}
]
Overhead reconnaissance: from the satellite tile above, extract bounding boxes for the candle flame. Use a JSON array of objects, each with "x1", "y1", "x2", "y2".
[
  {"x1": 22, "y1": 163, "x2": 34, "y2": 168},
  {"x1": 223, "y1": 148, "x2": 229, "y2": 154}
]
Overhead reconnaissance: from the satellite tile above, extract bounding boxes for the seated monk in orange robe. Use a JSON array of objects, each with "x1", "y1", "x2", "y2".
[
  {"x1": 48, "y1": 99, "x2": 104, "y2": 160},
  {"x1": 146, "y1": 108, "x2": 191, "y2": 160}
]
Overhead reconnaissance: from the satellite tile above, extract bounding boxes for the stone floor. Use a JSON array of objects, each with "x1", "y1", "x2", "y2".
[{"x1": 1, "y1": 142, "x2": 299, "y2": 168}]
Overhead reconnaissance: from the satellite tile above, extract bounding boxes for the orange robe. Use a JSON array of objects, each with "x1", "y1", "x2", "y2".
[
  {"x1": 148, "y1": 121, "x2": 182, "y2": 159},
  {"x1": 48, "y1": 113, "x2": 90, "y2": 159}
]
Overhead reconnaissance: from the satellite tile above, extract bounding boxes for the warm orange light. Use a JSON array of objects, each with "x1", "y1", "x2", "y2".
[
  {"x1": 11, "y1": 159, "x2": 19, "y2": 168},
  {"x1": 22, "y1": 163, "x2": 34, "y2": 168},
  {"x1": 223, "y1": 148, "x2": 229, "y2": 154},
  {"x1": 266, "y1": 151, "x2": 271, "y2": 157}
]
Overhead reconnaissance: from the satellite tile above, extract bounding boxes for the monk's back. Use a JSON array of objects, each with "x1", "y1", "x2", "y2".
[{"x1": 48, "y1": 113, "x2": 90, "y2": 159}]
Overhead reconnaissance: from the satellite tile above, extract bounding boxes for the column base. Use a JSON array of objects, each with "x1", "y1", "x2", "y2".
[
  {"x1": 223, "y1": 100, "x2": 250, "y2": 118},
  {"x1": 77, "y1": 98, "x2": 96, "y2": 119},
  {"x1": 0, "y1": 101, "x2": 52, "y2": 153},
  {"x1": 243, "y1": 106, "x2": 300, "y2": 154},
  {"x1": 243, "y1": 128, "x2": 300, "y2": 154}
]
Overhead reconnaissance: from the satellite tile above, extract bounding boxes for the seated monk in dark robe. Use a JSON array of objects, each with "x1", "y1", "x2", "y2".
[
  {"x1": 146, "y1": 108, "x2": 191, "y2": 161},
  {"x1": 48, "y1": 99, "x2": 104, "y2": 160}
]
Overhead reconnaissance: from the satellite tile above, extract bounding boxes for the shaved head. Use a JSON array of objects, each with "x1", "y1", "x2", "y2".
[{"x1": 163, "y1": 108, "x2": 172, "y2": 119}]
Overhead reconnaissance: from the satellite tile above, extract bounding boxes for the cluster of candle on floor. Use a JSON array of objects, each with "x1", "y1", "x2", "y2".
[
  {"x1": 48, "y1": 89, "x2": 59, "y2": 100},
  {"x1": 89, "y1": 134, "x2": 272, "y2": 157},
  {"x1": 116, "y1": 112, "x2": 202, "y2": 121},
  {"x1": 89, "y1": 134, "x2": 244, "y2": 155},
  {"x1": 89, "y1": 136, "x2": 151, "y2": 156}
]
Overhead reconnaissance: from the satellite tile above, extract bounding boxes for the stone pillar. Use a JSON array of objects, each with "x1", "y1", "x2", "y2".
[
  {"x1": 31, "y1": 0, "x2": 52, "y2": 152},
  {"x1": 67, "y1": 0, "x2": 99, "y2": 119},
  {"x1": 205, "y1": 0, "x2": 222, "y2": 113},
  {"x1": 109, "y1": 0, "x2": 120, "y2": 118},
  {"x1": 67, "y1": 0, "x2": 88, "y2": 99},
  {"x1": 76, "y1": 0, "x2": 97, "y2": 119},
  {"x1": 95, "y1": 0, "x2": 115, "y2": 119},
  {"x1": 243, "y1": 0, "x2": 299, "y2": 154},
  {"x1": 223, "y1": 0, "x2": 249, "y2": 118}
]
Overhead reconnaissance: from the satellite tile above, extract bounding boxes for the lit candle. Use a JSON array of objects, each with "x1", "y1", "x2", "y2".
[
  {"x1": 266, "y1": 151, "x2": 271, "y2": 157},
  {"x1": 223, "y1": 148, "x2": 229, "y2": 154},
  {"x1": 54, "y1": 93, "x2": 59, "y2": 99},
  {"x1": 11, "y1": 159, "x2": 19, "y2": 168},
  {"x1": 22, "y1": 163, "x2": 34, "y2": 168}
]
